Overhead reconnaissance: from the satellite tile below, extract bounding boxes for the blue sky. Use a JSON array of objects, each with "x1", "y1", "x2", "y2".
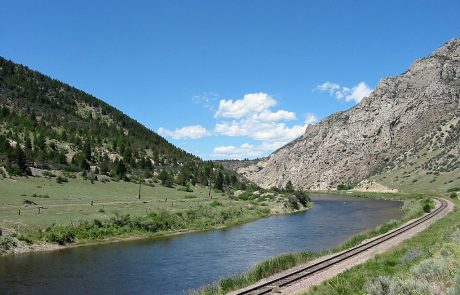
[{"x1": 1, "y1": 1, "x2": 459, "y2": 159}]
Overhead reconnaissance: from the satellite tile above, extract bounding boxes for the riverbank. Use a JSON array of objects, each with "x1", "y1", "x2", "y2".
[
  {"x1": 0, "y1": 196, "x2": 312, "y2": 257},
  {"x1": 302, "y1": 194, "x2": 459, "y2": 295},
  {"x1": 192, "y1": 194, "x2": 436, "y2": 294}
]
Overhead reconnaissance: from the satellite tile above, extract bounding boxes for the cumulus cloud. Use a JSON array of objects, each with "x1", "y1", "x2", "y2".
[
  {"x1": 215, "y1": 120, "x2": 306, "y2": 141},
  {"x1": 213, "y1": 92, "x2": 313, "y2": 144},
  {"x1": 160, "y1": 92, "x2": 319, "y2": 158},
  {"x1": 212, "y1": 142, "x2": 287, "y2": 159},
  {"x1": 215, "y1": 92, "x2": 277, "y2": 118},
  {"x1": 346, "y1": 82, "x2": 373, "y2": 103},
  {"x1": 316, "y1": 81, "x2": 372, "y2": 103},
  {"x1": 305, "y1": 113, "x2": 318, "y2": 125},
  {"x1": 158, "y1": 125, "x2": 209, "y2": 140}
]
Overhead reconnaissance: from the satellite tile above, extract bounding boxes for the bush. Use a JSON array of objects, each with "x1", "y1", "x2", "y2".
[
  {"x1": 43, "y1": 170, "x2": 56, "y2": 177},
  {"x1": 411, "y1": 258, "x2": 451, "y2": 282},
  {"x1": 18, "y1": 234, "x2": 33, "y2": 245},
  {"x1": 294, "y1": 190, "x2": 311, "y2": 206},
  {"x1": 449, "y1": 269, "x2": 460, "y2": 295},
  {"x1": 56, "y1": 175, "x2": 68, "y2": 184},
  {"x1": 177, "y1": 185, "x2": 193, "y2": 192},
  {"x1": 210, "y1": 201, "x2": 223, "y2": 207},
  {"x1": 365, "y1": 276, "x2": 391, "y2": 295},
  {"x1": 44, "y1": 225, "x2": 76, "y2": 245},
  {"x1": 366, "y1": 276, "x2": 430, "y2": 295},
  {"x1": 447, "y1": 187, "x2": 460, "y2": 192},
  {"x1": 31, "y1": 193, "x2": 50, "y2": 198},
  {"x1": 337, "y1": 183, "x2": 353, "y2": 190},
  {"x1": 0, "y1": 236, "x2": 17, "y2": 253},
  {"x1": 450, "y1": 192, "x2": 457, "y2": 198}
]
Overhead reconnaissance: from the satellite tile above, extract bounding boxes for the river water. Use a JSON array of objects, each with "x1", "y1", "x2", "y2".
[{"x1": 0, "y1": 195, "x2": 402, "y2": 295}]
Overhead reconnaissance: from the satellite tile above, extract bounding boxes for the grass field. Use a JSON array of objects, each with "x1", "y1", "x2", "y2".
[
  {"x1": 0, "y1": 175, "x2": 310, "y2": 252},
  {"x1": 0, "y1": 176, "x2": 231, "y2": 231}
]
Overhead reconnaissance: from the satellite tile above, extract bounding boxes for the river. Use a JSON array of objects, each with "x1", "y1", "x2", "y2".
[{"x1": 0, "y1": 195, "x2": 403, "y2": 295}]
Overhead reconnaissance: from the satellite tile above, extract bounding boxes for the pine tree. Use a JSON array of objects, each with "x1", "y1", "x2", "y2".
[
  {"x1": 214, "y1": 171, "x2": 224, "y2": 191},
  {"x1": 15, "y1": 144, "x2": 27, "y2": 174},
  {"x1": 285, "y1": 180, "x2": 294, "y2": 193}
]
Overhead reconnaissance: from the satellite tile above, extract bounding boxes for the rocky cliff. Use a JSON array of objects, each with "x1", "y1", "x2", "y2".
[{"x1": 238, "y1": 38, "x2": 460, "y2": 190}]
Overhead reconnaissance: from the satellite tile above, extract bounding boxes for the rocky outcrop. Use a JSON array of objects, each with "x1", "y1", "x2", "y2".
[{"x1": 238, "y1": 39, "x2": 460, "y2": 190}]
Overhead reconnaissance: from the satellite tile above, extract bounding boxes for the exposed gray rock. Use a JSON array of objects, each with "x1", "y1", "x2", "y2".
[{"x1": 238, "y1": 39, "x2": 460, "y2": 190}]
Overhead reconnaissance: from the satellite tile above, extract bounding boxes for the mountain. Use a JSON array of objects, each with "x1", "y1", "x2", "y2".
[
  {"x1": 0, "y1": 57, "x2": 244, "y2": 188},
  {"x1": 238, "y1": 38, "x2": 460, "y2": 192}
]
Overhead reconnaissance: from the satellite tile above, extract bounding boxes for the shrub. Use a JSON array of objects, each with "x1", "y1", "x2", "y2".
[
  {"x1": 56, "y1": 175, "x2": 68, "y2": 183},
  {"x1": 294, "y1": 190, "x2": 311, "y2": 206},
  {"x1": 400, "y1": 249, "x2": 422, "y2": 264},
  {"x1": 0, "y1": 236, "x2": 17, "y2": 253},
  {"x1": 18, "y1": 234, "x2": 33, "y2": 245},
  {"x1": 210, "y1": 201, "x2": 223, "y2": 207},
  {"x1": 389, "y1": 278, "x2": 430, "y2": 295},
  {"x1": 337, "y1": 183, "x2": 353, "y2": 190},
  {"x1": 43, "y1": 171, "x2": 56, "y2": 177},
  {"x1": 365, "y1": 276, "x2": 391, "y2": 295},
  {"x1": 411, "y1": 258, "x2": 451, "y2": 282},
  {"x1": 450, "y1": 192, "x2": 457, "y2": 198},
  {"x1": 177, "y1": 185, "x2": 193, "y2": 192},
  {"x1": 450, "y1": 269, "x2": 460, "y2": 295},
  {"x1": 31, "y1": 193, "x2": 50, "y2": 198},
  {"x1": 366, "y1": 276, "x2": 430, "y2": 295},
  {"x1": 44, "y1": 225, "x2": 76, "y2": 245}
]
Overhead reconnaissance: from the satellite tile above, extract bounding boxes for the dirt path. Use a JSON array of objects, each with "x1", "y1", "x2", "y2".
[{"x1": 231, "y1": 198, "x2": 454, "y2": 295}]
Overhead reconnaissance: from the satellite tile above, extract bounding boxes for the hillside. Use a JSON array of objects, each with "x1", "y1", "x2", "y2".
[
  {"x1": 0, "y1": 56, "x2": 244, "y2": 188},
  {"x1": 238, "y1": 38, "x2": 460, "y2": 193}
]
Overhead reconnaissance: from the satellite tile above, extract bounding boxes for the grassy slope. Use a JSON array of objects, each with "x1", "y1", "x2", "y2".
[
  {"x1": 368, "y1": 116, "x2": 460, "y2": 193},
  {"x1": 304, "y1": 196, "x2": 459, "y2": 295}
]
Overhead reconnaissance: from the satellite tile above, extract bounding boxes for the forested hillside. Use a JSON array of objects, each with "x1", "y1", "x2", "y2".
[{"x1": 0, "y1": 56, "x2": 242, "y2": 189}]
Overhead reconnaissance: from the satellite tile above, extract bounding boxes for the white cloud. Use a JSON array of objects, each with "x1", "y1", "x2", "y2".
[
  {"x1": 213, "y1": 111, "x2": 318, "y2": 159},
  {"x1": 161, "y1": 92, "x2": 319, "y2": 159},
  {"x1": 316, "y1": 81, "x2": 340, "y2": 95},
  {"x1": 215, "y1": 92, "x2": 277, "y2": 118},
  {"x1": 215, "y1": 118, "x2": 306, "y2": 142},
  {"x1": 212, "y1": 141, "x2": 287, "y2": 159},
  {"x1": 253, "y1": 110, "x2": 296, "y2": 122},
  {"x1": 346, "y1": 82, "x2": 372, "y2": 103},
  {"x1": 316, "y1": 81, "x2": 372, "y2": 103},
  {"x1": 158, "y1": 125, "x2": 209, "y2": 140},
  {"x1": 213, "y1": 92, "x2": 313, "y2": 144},
  {"x1": 305, "y1": 113, "x2": 318, "y2": 125}
]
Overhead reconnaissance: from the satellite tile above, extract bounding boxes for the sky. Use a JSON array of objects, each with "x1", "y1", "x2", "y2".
[{"x1": 1, "y1": 1, "x2": 459, "y2": 160}]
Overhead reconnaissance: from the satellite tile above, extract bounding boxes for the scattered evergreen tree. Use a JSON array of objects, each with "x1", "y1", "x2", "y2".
[
  {"x1": 285, "y1": 180, "x2": 294, "y2": 193},
  {"x1": 214, "y1": 171, "x2": 224, "y2": 191}
]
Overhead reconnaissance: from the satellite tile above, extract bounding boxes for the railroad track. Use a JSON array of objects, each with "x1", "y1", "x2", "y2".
[{"x1": 234, "y1": 197, "x2": 448, "y2": 295}]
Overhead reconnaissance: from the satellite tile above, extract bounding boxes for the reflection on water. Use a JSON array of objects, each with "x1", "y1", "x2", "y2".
[{"x1": 0, "y1": 195, "x2": 402, "y2": 295}]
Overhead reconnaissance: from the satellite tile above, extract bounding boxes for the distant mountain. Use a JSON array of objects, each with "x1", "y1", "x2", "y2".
[
  {"x1": 238, "y1": 38, "x2": 460, "y2": 192},
  {"x1": 0, "y1": 57, "x2": 244, "y2": 189}
]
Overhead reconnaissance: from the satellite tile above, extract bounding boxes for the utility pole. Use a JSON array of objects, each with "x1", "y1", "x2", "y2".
[
  {"x1": 138, "y1": 178, "x2": 142, "y2": 199},
  {"x1": 208, "y1": 171, "x2": 212, "y2": 200}
]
